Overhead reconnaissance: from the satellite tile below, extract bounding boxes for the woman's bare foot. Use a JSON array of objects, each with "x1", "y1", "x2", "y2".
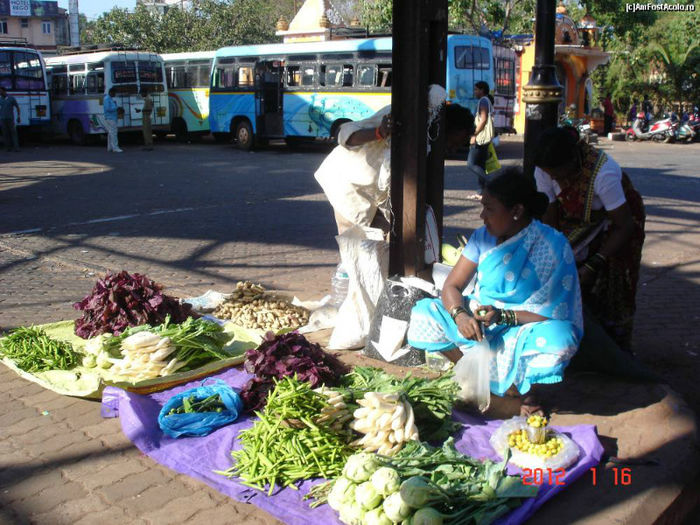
[{"x1": 520, "y1": 393, "x2": 545, "y2": 417}]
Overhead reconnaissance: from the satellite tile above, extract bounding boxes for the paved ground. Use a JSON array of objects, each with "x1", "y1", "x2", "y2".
[{"x1": 0, "y1": 134, "x2": 698, "y2": 524}]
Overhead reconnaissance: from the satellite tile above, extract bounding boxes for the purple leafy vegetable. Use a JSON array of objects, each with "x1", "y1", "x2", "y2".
[
  {"x1": 240, "y1": 331, "x2": 347, "y2": 410},
  {"x1": 73, "y1": 270, "x2": 196, "y2": 339}
]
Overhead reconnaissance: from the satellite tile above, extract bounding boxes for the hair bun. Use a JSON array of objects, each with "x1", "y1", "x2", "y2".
[{"x1": 528, "y1": 192, "x2": 549, "y2": 219}]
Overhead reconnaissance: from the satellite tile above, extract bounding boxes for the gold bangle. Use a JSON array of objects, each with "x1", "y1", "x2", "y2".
[{"x1": 450, "y1": 305, "x2": 467, "y2": 322}]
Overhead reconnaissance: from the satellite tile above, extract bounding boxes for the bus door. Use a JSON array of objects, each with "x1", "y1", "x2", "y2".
[{"x1": 255, "y1": 61, "x2": 283, "y2": 137}]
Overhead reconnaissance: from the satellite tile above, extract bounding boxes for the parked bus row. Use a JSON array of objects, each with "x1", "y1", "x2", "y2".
[{"x1": 1, "y1": 36, "x2": 516, "y2": 149}]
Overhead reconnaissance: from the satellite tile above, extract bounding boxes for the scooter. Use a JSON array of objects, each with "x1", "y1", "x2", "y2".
[
  {"x1": 673, "y1": 114, "x2": 695, "y2": 143},
  {"x1": 625, "y1": 113, "x2": 675, "y2": 142}
]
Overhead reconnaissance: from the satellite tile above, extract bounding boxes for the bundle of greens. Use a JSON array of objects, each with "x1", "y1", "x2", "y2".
[
  {"x1": 239, "y1": 331, "x2": 347, "y2": 411},
  {"x1": 307, "y1": 439, "x2": 538, "y2": 524},
  {"x1": 87, "y1": 316, "x2": 234, "y2": 377},
  {"x1": 0, "y1": 327, "x2": 81, "y2": 373},
  {"x1": 339, "y1": 367, "x2": 460, "y2": 442},
  {"x1": 218, "y1": 376, "x2": 354, "y2": 494},
  {"x1": 73, "y1": 271, "x2": 196, "y2": 339},
  {"x1": 168, "y1": 394, "x2": 227, "y2": 415}
]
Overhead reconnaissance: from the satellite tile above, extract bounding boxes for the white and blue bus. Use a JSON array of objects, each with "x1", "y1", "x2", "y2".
[
  {"x1": 162, "y1": 51, "x2": 215, "y2": 141},
  {"x1": 45, "y1": 50, "x2": 169, "y2": 145},
  {"x1": 210, "y1": 35, "x2": 494, "y2": 149},
  {"x1": 0, "y1": 44, "x2": 50, "y2": 131}
]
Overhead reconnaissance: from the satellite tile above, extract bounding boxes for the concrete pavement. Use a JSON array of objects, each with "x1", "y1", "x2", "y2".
[{"x1": 0, "y1": 135, "x2": 698, "y2": 524}]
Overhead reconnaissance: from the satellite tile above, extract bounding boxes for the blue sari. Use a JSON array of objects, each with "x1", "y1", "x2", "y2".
[{"x1": 408, "y1": 220, "x2": 583, "y2": 395}]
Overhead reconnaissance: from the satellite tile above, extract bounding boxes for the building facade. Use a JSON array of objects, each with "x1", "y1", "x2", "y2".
[{"x1": 0, "y1": 0, "x2": 69, "y2": 54}]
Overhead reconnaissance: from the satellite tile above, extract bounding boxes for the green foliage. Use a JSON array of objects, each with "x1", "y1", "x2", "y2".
[{"x1": 80, "y1": 0, "x2": 280, "y2": 52}]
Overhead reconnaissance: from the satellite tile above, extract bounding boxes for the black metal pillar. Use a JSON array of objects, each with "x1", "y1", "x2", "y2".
[
  {"x1": 522, "y1": 0, "x2": 562, "y2": 179},
  {"x1": 390, "y1": 0, "x2": 448, "y2": 277}
]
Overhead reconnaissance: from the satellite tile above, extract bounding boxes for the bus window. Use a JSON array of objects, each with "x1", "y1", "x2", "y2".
[
  {"x1": 69, "y1": 74, "x2": 85, "y2": 95},
  {"x1": 323, "y1": 64, "x2": 342, "y2": 87},
  {"x1": 286, "y1": 65, "x2": 301, "y2": 87},
  {"x1": 13, "y1": 51, "x2": 45, "y2": 90},
  {"x1": 52, "y1": 74, "x2": 67, "y2": 95},
  {"x1": 301, "y1": 65, "x2": 315, "y2": 86},
  {"x1": 454, "y1": 46, "x2": 490, "y2": 70},
  {"x1": 112, "y1": 61, "x2": 137, "y2": 83},
  {"x1": 342, "y1": 65, "x2": 354, "y2": 87},
  {"x1": 238, "y1": 65, "x2": 254, "y2": 88},
  {"x1": 0, "y1": 51, "x2": 12, "y2": 89},
  {"x1": 197, "y1": 65, "x2": 210, "y2": 88},
  {"x1": 86, "y1": 71, "x2": 104, "y2": 94},
  {"x1": 213, "y1": 60, "x2": 236, "y2": 90},
  {"x1": 357, "y1": 65, "x2": 375, "y2": 87},
  {"x1": 172, "y1": 65, "x2": 187, "y2": 88},
  {"x1": 139, "y1": 61, "x2": 165, "y2": 92},
  {"x1": 378, "y1": 65, "x2": 392, "y2": 87},
  {"x1": 495, "y1": 57, "x2": 515, "y2": 96}
]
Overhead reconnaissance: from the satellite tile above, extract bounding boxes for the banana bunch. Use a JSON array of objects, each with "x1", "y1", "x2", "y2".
[
  {"x1": 110, "y1": 331, "x2": 184, "y2": 380},
  {"x1": 349, "y1": 392, "x2": 420, "y2": 456},
  {"x1": 314, "y1": 386, "x2": 353, "y2": 432}
]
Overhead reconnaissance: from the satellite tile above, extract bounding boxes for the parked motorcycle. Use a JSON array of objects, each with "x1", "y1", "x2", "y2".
[
  {"x1": 625, "y1": 112, "x2": 676, "y2": 142},
  {"x1": 560, "y1": 115, "x2": 596, "y2": 144},
  {"x1": 673, "y1": 113, "x2": 695, "y2": 143}
]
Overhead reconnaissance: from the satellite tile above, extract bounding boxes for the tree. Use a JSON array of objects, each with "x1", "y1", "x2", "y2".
[{"x1": 81, "y1": 0, "x2": 281, "y2": 52}]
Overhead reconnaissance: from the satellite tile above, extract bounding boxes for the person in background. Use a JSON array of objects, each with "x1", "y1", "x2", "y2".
[
  {"x1": 0, "y1": 87, "x2": 20, "y2": 152},
  {"x1": 627, "y1": 99, "x2": 638, "y2": 127},
  {"x1": 315, "y1": 103, "x2": 474, "y2": 235},
  {"x1": 135, "y1": 88, "x2": 154, "y2": 151},
  {"x1": 534, "y1": 127, "x2": 645, "y2": 352},
  {"x1": 103, "y1": 87, "x2": 123, "y2": 153},
  {"x1": 466, "y1": 81, "x2": 494, "y2": 181},
  {"x1": 641, "y1": 94, "x2": 653, "y2": 121},
  {"x1": 602, "y1": 93, "x2": 614, "y2": 135},
  {"x1": 407, "y1": 167, "x2": 582, "y2": 416}
]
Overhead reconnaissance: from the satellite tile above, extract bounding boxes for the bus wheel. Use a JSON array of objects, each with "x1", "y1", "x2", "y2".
[
  {"x1": 173, "y1": 118, "x2": 189, "y2": 142},
  {"x1": 234, "y1": 121, "x2": 254, "y2": 151},
  {"x1": 68, "y1": 120, "x2": 86, "y2": 146}
]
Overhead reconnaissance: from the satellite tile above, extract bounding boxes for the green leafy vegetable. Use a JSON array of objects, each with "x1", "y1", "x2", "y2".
[
  {"x1": 339, "y1": 367, "x2": 460, "y2": 441},
  {"x1": 0, "y1": 327, "x2": 81, "y2": 373}
]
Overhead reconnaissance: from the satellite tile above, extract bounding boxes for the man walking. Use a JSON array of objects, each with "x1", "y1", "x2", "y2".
[
  {"x1": 0, "y1": 87, "x2": 20, "y2": 152},
  {"x1": 135, "y1": 88, "x2": 153, "y2": 151}
]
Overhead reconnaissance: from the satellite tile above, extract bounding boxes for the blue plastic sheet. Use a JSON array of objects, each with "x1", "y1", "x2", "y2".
[{"x1": 158, "y1": 379, "x2": 243, "y2": 438}]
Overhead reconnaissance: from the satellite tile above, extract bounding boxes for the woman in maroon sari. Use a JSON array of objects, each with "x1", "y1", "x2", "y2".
[{"x1": 534, "y1": 127, "x2": 645, "y2": 351}]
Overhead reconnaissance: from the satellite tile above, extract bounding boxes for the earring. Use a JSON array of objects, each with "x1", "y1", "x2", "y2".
[{"x1": 513, "y1": 216, "x2": 518, "y2": 220}]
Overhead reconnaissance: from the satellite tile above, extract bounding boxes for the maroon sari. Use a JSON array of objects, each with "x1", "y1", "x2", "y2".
[{"x1": 555, "y1": 144, "x2": 645, "y2": 350}]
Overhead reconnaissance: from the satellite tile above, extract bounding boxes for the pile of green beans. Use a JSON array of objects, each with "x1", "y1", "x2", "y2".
[
  {"x1": 218, "y1": 376, "x2": 353, "y2": 495},
  {"x1": 0, "y1": 327, "x2": 80, "y2": 373}
]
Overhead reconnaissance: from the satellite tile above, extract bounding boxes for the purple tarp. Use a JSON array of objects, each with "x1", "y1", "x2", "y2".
[{"x1": 102, "y1": 367, "x2": 604, "y2": 525}]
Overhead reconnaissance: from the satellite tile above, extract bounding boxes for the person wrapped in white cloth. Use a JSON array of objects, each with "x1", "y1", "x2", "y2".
[{"x1": 315, "y1": 94, "x2": 475, "y2": 235}]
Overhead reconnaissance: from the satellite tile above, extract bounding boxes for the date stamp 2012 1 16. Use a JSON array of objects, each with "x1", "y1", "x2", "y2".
[{"x1": 521, "y1": 467, "x2": 634, "y2": 486}]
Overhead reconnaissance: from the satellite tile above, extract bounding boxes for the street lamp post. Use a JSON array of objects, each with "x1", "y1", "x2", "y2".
[{"x1": 523, "y1": 0, "x2": 563, "y2": 179}]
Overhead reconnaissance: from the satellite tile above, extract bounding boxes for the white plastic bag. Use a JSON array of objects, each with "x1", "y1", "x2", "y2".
[
  {"x1": 489, "y1": 416, "x2": 580, "y2": 471},
  {"x1": 328, "y1": 226, "x2": 389, "y2": 350},
  {"x1": 453, "y1": 340, "x2": 491, "y2": 412}
]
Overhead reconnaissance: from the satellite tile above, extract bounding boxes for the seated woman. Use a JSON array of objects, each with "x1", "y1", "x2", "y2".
[
  {"x1": 407, "y1": 167, "x2": 582, "y2": 415},
  {"x1": 534, "y1": 127, "x2": 645, "y2": 351}
]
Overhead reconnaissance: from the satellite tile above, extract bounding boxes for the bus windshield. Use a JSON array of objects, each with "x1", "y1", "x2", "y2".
[
  {"x1": 0, "y1": 50, "x2": 45, "y2": 90},
  {"x1": 138, "y1": 60, "x2": 165, "y2": 92},
  {"x1": 0, "y1": 51, "x2": 11, "y2": 89}
]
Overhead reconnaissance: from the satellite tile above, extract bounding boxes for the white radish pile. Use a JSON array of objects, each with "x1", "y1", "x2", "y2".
[
  {"x1": 314, "y1": 387, "x2": 353, "y2": 431},
  {"x1": 110, "y1": 331, "x2": 184, "y2": 380},
  {"x1": 349, "y1": 392, "x2": 419, "y2": 456}
]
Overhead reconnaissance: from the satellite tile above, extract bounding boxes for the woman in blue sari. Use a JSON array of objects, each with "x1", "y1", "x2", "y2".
[{"x1": 408, "y1": 167, "x2": 583, "y2": 415}]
